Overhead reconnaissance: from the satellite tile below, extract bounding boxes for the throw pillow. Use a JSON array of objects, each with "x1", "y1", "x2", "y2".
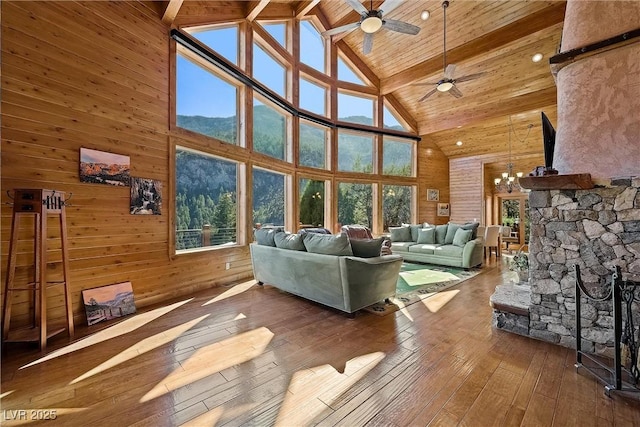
[
  {"x1": 274, "y1": 232, "x2": 306, "y2": 251},
  {"x1": 254, "y1": 227, "x2": 284, "y2": 246},
  {"x1": 461, "y1": 222, "x2": 480, "y2": 239},
  {"x1": 445, "y1": 223, "x2": 461, "y2": 244},
  {"x1": 402, "y1": 223, "x2": 423, "y2": 242},
  {"x1": 453, "y1": 228, "x2": 473, "y2": 247},
  {"x1": 435, "y1": 224, "x2": 448, "y2": 244},
  {"x1": 303, "y1": 232, "x2": 353, "y2": 256},
  {"x1": 417, "y1": 227, "x2": 436, "y2": 244},
  {"x1": 350, "y1": 237, "x2": 385, "y2": 258},
  {"x1": 389, "y1": 226, "x2": 412, "y2": 242}
]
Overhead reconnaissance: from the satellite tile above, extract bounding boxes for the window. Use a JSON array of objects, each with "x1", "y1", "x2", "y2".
[
  {"x1": 383, "y1": 137, "x2": 415, "y2": 177},
  {"x1": 260, "y1": 22, "x2": 287, "y2": 50},
  {"x1": 253, "y1": 167, "x2": 286, "y2": 228},
  {"x1": 253, "y1": 43, "x2": 286, "y2": 98},
  {"x1": 299, "y1": 77, "x2": 326, "y2": 116},
  {"x1": 338, "y1": 182, "x2": 373, "y2": 229},
  {"x1": 383, "y1": 104, "x2": 408, "y2": 131},
  {"x1": 337, "y1": 54, "x2": 366, "y2": 85},
  {"x1": 253, "y1": 98, "x2": 288, "y2": 161},
  {"x1": 176, "y1": 52, "x2": 239, "y2": 145},
  {"x1": 187, "y1": 25, "x2": 238, "y2": 65},
  {"x1": 338, "y1": 91, "x2": 374, "y2": 125},
  {"x1": 299, "y1": 120, "x2": 329, "y2": 169},
  {"x1": 300, "y1": 20, "x2": 325, "y2": 73},
  {"x1": 175, "y1": 147, "x2": 238, "y2": 251},
  {"x1": 338, "y1": 130, "x2": 373, "y2": 173},
  {"x1": 383, "y1": 185, "x2": 413, "y2": 230},
  {"x1": 299, "y1": 178, "x2": 325, "y2": 227}
]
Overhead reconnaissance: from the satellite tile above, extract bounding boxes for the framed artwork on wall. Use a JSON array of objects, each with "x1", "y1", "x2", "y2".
[
  {"x1": 437, "y1": 203, "x2": 450, "y2": 217},
  {"x1": 130, "y1": 177, "x2": 162, "y2": 215},
  {"x1": 79, "y1": 147, "x2": 130, "y2": 186},
  {"x1": 427, "y1": 189, "x2": 439, "y2": 201}
]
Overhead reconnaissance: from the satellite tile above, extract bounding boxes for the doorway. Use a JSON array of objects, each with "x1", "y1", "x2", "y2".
[{"x1": 495, "y1": 194, "x2": 529, "y2": 250}]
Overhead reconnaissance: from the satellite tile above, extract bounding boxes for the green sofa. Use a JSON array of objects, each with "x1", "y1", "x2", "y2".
[
  {"x1": 250, "y1": 230, "x2": 403, "y2": 314},
  {"x1": 389, "y1": 223, "x2": 484, "y2": 269}
]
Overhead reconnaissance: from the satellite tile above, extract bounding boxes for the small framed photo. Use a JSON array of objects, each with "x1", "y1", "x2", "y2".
[
  {"x1": 427, "y1": 189, "x2": 439, "y2": 201},
  {"x1": 437, "y1": 203, "x2": 450, "y2": 217}
]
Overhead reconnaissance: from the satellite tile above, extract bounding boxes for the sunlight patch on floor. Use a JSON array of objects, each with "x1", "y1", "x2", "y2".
[
  {"x1": 180, "y1": 406, "x2": 225, "y2": 426},
  {"x1": 140, "y1": 326, "x2": 274, "y2": 403},
  {"x1": 420, "y1": 289, "x2": 460, "y2": 313},
  {"x1": 391, "y1": 298, "x2": 414, "y2": 322},
  {"x1": 0, "y1": 390, "x2": 15, "y2": 399},
  {"x1": 275, "y1": 352, "x2": 385, "y2": 426},
  {"x1": 70, "y1": 314, "x2": 210, "y2": 385},
  {"x1": 20, "y1": 299, "x2": 194, "y2": 370},
  {"x1": 202, "y1": 280, "x2": 257, "y2": 306}
]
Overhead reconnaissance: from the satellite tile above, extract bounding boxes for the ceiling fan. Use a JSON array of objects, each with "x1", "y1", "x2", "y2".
[
  {"x1": 321, "y1": 0, "x2": 421, "y2": 55},
  {"x1": 416, "y1": 0, "x2": 485, "y2": 102}
]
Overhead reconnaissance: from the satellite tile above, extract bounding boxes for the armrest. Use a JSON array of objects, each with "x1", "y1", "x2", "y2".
[{"x1": 462, "y1": 237, "x2": 484, "y2": 268}]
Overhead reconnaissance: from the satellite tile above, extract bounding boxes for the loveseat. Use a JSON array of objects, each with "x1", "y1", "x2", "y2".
[
  {"x1": 250, "y1": 229, "x2": 403, "y2": 314},
  {"x1": 388, "y1": 222, "x2": 484, "y2": 269}
]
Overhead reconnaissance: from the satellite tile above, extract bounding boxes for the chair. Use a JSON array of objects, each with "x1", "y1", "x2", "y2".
[
  {"x1": 501, "y1": 225, "x2": 519, "y2": 253},
  {"x1": 341, "y1": 224, "x2": 392, "y2": 255},
  {"x1": 484, "y1": 225, "x2": 501, "y2": 258}
]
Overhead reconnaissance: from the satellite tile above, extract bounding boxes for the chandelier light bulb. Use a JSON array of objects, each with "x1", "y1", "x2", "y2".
[
  {"x1": 502, "y1": 172, "x2": 509, "y2": 179},
  {"x1": 516, "y1": 172, "x2": 523, "y2": 178},
  {"x1": 494, "y1": 178, "x2": 501, "y2": 185}
]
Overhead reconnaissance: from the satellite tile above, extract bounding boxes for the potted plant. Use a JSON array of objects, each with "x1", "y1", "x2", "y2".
[{"x1": 509, "y1": 248, "x2": 529, "y2": 283}]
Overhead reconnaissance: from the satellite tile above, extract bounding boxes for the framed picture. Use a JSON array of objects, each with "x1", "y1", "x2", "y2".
[
  {"x1": 427, "y1": 189, "x2": 439, "y2": 201},
  {"x1": 80, "y1": 147, "x2": 130, "y2": 186},
  {"x1": 82, "y1": 281, "x2": 136, "y2": 326},
  {"x1": 130, "y1": 177, "x2": 162, "y2": 215},
  {"x1": 437, "y1": 203, "x2": 450, "y2": 217}
]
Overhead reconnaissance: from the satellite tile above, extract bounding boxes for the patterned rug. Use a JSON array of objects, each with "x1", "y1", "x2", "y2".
[{"x1": 363, "y1": 262, "x2": 482, "y2": 315}]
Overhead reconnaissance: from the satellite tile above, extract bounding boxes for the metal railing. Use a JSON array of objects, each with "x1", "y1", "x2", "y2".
[{"x1": 176, "y1": 225, "x2": 236, "y2": 250}]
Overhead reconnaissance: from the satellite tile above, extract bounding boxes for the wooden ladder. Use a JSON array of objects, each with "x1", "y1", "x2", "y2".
[{"x1": 2, "y1": 189, "x2": 75, "y2": 351}]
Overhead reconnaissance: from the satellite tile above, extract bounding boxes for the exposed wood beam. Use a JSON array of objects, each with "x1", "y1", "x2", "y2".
[
  {"x1": 246, "y1": 0, "x2": 270, "y2": 22},
  {"x1": 419, "y1": 87, "x2": 557, "y2": 135},
  {"x1": 161, "y1": 0, "x2": 184, "y2": 26},
  {"x1": 381, "y1": 2, "x2": 567, "y2": 95},
  {"x1": 296, "y1": 0, "x2": 321, "y2": 19}
]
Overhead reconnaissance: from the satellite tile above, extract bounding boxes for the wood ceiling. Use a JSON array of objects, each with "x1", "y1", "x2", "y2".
[{"x1": 161, "y1": 0, "x2": 566, "y2": 177}]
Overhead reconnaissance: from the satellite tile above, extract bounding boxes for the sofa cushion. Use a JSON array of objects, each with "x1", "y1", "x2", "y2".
[
  {"x1": 350, "y1": 237, "x2": 385, "y2": 258},
  {"x1": 274, "y1": 232, "x2": 306, "y2": 251},
  {"x1": 255, "y1": 227, "x2": 284, "y2": 246},
  {"x1": 389, "y1": 226, "x2": 412, "y2": 242},
  {"x1": 303, "y1": 232, "x2": 353, "y2": 256},
  {"x1": 390, "y1": 241, "x2": 415, "y2": 252},
  {"x1": 453, "y1": 228, "x2": 473, "y2": 247},
  {"x1": 417, "y1": 227, "x2": 436, "y2": 244},
  {"x1": 402, "y1": 223, "x2": 424, "y2": 242},
  {"x1": 461, "y1": 222, "x2": 480, "y2": 239},
  {"x1": 435, "y1": 224, "x2": 448, "y2": 244},
  {"x1": 445, "y1": 223, "x2": 461, "y2": 244},
  {"x1": 407, "y1": 243, "x2": 438, "y2": 255},
  {"x1": 436, "y1": 245, "x2": 464, "y2": 257}
]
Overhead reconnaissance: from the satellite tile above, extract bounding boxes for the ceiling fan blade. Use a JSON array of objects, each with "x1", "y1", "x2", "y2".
[
  {"x1": 345, "y1": 0, "x2": 368, "y2": 15},
  {"x1": 383, "y1": 19, "x2": 421, "y2": 35},
  {"x1": 444, "y1": 63, "x2": 456, "y2": 79},
  {"x1": 378, "y1": 0, "x2": 403, "y2": 15},
  {"x1": 454, "y1": 72, "x2": 486, "y2": 83},
  {"x1": 413, "y1": 81, "x2": 441, "y2": 86},
  {"x1": 363, "y1": 32, "x2": 374, "y2": 55},
  {"x1": 321, "y1": 22, "x2": 360, "y2": 37},
  {"x1": 418, "y1": 87, "x2": 438, "y2": 102},
  {"x1": 449, "y1": 85, "x2": 463, "y2": 98}
]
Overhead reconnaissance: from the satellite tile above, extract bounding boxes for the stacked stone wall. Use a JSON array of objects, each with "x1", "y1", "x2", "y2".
[{"x1": 528, "y1": 179, "x2": 640, "y2": 356}]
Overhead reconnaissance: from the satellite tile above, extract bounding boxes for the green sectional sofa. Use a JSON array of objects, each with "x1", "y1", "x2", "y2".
[
  {"x1": 388, "y1": 223, "x2": 484, "y2": 269},
  {"x1": 250, "y1": 229, "x2": 403, "y2": 314}
]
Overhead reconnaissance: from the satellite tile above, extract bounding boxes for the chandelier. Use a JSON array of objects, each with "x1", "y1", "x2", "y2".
[{"x1": 494, "y1": 117, "x2": 533, "y2": 193}]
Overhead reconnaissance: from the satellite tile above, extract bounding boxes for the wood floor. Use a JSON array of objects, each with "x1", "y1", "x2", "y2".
[{"x1": 1, "y1": 256, "x2": 639, "y2": 426}]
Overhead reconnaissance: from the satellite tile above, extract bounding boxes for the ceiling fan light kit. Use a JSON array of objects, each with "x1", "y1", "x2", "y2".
[{"x1": 361, "y1": 14, "x2": 383, "y2": 33}]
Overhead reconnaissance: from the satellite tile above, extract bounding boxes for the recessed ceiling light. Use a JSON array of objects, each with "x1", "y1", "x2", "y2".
[
  {"x1": 420, "y1": 10, "x2": 430, "y2": 20},
  {"x1": 456, "y1": 141, "x2": 463, "y2": 146},
  {"x1": 532, "y1": 53, "x2": 544, "y2": 63}
]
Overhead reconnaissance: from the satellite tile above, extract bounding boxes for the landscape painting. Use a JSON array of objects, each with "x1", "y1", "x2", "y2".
[
  {"x1": 82, "y1": 281, "x2": 136, "y2": 326},
  {"x1": 130, "y1": 177, "x2": 162, "y2": 215},
  {"x1": 80, "y1": 147, "x2": 130, "y2": 186}
]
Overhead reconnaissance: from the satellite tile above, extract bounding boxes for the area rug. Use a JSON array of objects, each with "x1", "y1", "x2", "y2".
[{"x1": 363, "y1": 262, "x2": 482, "y2": 316}]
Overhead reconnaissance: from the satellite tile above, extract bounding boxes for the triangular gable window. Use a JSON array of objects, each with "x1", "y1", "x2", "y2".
[
  {"x1": 187, "y1": 25, "x2": 238, "y2": 65},
  {"x1": 337, "y1": 55, "x2": 366, "y2": 85},
  {"x1": 383, "y1": 104, "x2": 409, "y2": 131},
  {"x1": 260, "y1": 22, "x2": 287, "y2": 50}
]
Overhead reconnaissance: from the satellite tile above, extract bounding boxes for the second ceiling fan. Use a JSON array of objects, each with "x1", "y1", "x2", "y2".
[
  {"x1": 416, "y1": 0, "x2": 485, "y2": 101},
  {"x1": 322, "y1": 0, "x2": 421, "y2": 55}
]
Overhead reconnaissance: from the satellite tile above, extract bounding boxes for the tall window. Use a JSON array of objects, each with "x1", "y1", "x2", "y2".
[
  {"x1": 383, "y1": 137, "x2": 415, "y2": 176},
  {"x1": 338, "y1": 182, "x2": 373, "y2": 228},
  {"x1": 299, "y1": 178, "x2": 325, "y2": 227},
  {"x1": 383, "y1": 184, "x2": 413, "y2": 230},
  {"x1": 338, "y1": 91, "x2": 374, "y2": 125},
  {"x1": 299, "y1": 76, "x2": 326, "y2": 116},
  {"x1": 253, "y1": 43, "x2": 286, "y2": 98},
  {"x1": 176, "y1": 52, "x2": 239, "y2": 145},
  {"x1": 175, "y1": 147, "x2": 238, "y2": 251},
  {"x1": 299, "y1": 120, "x2": 329, "y2": 169},
  {"x1": 299, "y1": 20, "x2": 325, "y2": 73},
  {"x1": 253, "y1": 98, "x2": 288, "y2": 161},
  {"x1": 338, "y1": 130, "x2": 373, "y2": 173},
  {"x1": 187, "y1": 25, "x2": 238, "y2": 65},
  {"x1": 253, "y1": 167, "x2": 286, "y2": 227}
]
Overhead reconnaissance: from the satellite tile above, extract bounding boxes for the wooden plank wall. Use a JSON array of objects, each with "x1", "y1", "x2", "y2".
[
  {"x1": 0, "y1": 1, "x2": 252, "y2": 331},
  {"x1": 417, "y1": 136, "x2": 449, "y2": 226},
  {"x1": 449, "y1": 157, "x2": 483, "y2": 224}
]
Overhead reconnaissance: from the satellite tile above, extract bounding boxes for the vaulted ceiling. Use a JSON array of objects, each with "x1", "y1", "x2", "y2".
[{"x1": 160, "y1": 0, "x2": 566, "y2": 178}]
